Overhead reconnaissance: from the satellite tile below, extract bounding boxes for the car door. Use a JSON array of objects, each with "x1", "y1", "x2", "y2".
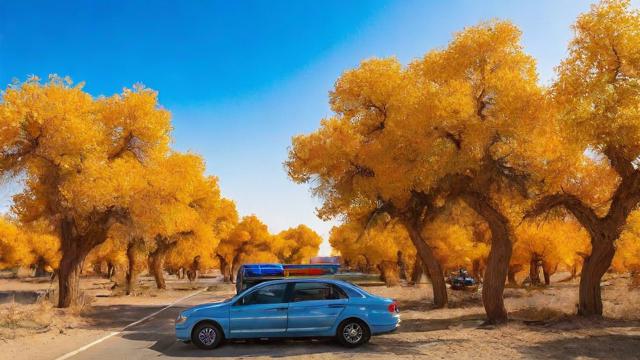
[
  {"x1": 229, "y1": 282, "x2": 290, "y2": 338},
  {"x1": 286, "y1": 282, "x2": 348, "y2": 336}
]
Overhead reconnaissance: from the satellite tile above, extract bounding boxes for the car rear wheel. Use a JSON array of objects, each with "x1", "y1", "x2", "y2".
[
  {"x1": 191, "y1": 322, "x2": 223, "y2": 350},
  {"x1": 337, "y1": 319, "x2": 370, "y2": 347}
]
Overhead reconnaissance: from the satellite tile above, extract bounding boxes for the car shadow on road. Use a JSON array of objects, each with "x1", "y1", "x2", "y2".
[
  {"x1": 82, "y1": 302, "x2": 480, "y2": 357},
  {"x1": 121, "y1": 331, "x2": 470, "y2": 358},
  {"x1": 116, "y1": 314, "x2": 478, "y2": 358}
]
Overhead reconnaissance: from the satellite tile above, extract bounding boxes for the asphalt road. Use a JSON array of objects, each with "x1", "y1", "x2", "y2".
[{"x1": 65, "y1": 292, "x2": 352, "y2": 360}]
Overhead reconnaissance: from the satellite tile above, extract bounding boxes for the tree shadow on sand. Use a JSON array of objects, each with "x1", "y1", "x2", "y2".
[
  {"x1": 398, "y1": 315, "x2": 485, "y2": 332},
  {"x1": 519, "y1": 334, "x2": 640, "y2": 360}
]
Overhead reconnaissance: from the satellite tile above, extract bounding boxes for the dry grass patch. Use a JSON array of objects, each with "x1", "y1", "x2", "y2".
[{"x1": 0, "y1": 302, "x2": 54, "y2": 340}]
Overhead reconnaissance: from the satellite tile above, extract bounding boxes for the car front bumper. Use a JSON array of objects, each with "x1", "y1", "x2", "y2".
[{"x1": 175, "y1": 323, "x2": 192, "y2": 341}]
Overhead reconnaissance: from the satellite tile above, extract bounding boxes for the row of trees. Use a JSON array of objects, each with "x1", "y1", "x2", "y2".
[
  {"x1": 287, "y1": 0, "x2": 640, "y2": 323},
  {"x1": 331, "y1": 203, "x2": 640, "y2": 287},
  {"x1": 0, "y1": 78, "x2": 321, "y2": 307}
]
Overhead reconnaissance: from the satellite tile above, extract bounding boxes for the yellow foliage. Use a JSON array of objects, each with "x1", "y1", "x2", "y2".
[
  {"x1": 0, "y1": 217, "x2": 60, "y2": 270},
  {"x1": 0, "y1": 217, "x2": 31, "y2": 269},
  {"x1": 216, "y1": 215, "x2": 276, "y2": 271},
  {"x1": 554, "y1": 0, "x2": 640, "y2": 161},
  {"x1": 513, "y1": 220, "x2": 590, "y2": 273},
  {"x1": 330, "y1": 218, "x2": 415, "y2": 271},
  {"x1": 613, "y1": 211, "x2": 640, "y2": 273},
  {"x1": 275, "y1": 225, "x2": 322, "y2": 263}
]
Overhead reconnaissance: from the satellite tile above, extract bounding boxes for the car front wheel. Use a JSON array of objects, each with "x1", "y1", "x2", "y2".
[
  {"x1": 337, "y1": 319, "x2": 370, "y2": 347},
  {"x1": 191, "y1": 322, "x2": 223, "y2": 350}
]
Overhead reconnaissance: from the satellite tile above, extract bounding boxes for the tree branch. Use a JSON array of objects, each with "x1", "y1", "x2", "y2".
[
  {"x1": 526, "y1": 193, "x2": 600, "y2": 235},
  {"x1": 603, "y1": 145, "x2": 635, "y2": 178}
]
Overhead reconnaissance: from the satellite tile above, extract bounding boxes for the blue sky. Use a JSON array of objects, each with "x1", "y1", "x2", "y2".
[{"x1": 1, "y1": 0, "x2": 631, "y2": 255}]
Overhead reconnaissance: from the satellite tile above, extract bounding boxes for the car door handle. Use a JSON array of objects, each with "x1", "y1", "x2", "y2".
[
  {"x1": 273, "y1": 307, "x2": 287, "y2": 311},
  {"x1": 328, "y1": 304, "x2": 346, "y2": 308}
]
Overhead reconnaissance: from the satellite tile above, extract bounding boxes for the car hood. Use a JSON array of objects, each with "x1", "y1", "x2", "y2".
[{"x1": 184, "y1": 300, "x2": 231, "y2": 315}]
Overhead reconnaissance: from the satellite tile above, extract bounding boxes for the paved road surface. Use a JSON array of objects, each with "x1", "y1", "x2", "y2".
[{"x1": 67, "y1": 291, "x2": 353, "y2": 359}]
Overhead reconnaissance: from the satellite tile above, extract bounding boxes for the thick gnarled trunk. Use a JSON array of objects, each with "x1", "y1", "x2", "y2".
[
  {"x1": 578, "y1": 235, "x2": 615, "y2": 316},
  {"x1": 463, "y1": 192, "x2": 512, "y2": 324},
  {"x1": 230, "y1": 261, "x2": 241, "y2": 283},
  {"x1": 527, "y1": 155, "x2": 640, "y2": 317},
  {"x1": 149, "y1": 241, "x2": 174, "y2": 289},
  {"x1": 58, "y1": 218, "x2": 98, "y2": 308},
  {"x1": 149, "y1": 252, "x2": 166, "y2": 289},
  {"x1": 403, "y1": 219, "x2": 448, "y2": 308},
  {"x1": 125, "y1": 240, "x2": 141, "y2": 295},
  {"x1": 57, "y1": 250, "x2": 86, "y2": 308}
]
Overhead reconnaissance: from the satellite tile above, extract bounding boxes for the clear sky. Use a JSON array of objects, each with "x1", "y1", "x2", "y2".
[{"x1": 1, "y1": 0, "x2": 632, "y2": 255}]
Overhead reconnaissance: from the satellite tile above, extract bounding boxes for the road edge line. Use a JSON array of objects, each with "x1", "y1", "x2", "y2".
[{"x1": 54, "y1": 288, "x2": 206, "y2": 360}]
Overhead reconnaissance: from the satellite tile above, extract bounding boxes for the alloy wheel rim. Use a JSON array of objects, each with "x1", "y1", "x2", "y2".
[
  {"x1": 198, "y1": 327, "x2": 217, "y2": 346},
  {"x1": 343, "y1": 323, "x2": 363, "y2": 344}
]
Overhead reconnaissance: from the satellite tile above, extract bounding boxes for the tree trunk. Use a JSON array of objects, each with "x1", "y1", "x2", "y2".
[
  {"x1": 529, "y1": 256, "x2": 541, "y2": 286},
  {"x1": 379, "y1": 261, "x2": 400, "y2": 286},
  {"x1": 230, "y1": 261, "x2": 240, "y2": 283},
  {"x1": 58, "y1": 218, "x2": 96, "y2": 308},
  {"x1": 217, "y1": 254, "x2": 231, "y2": 282},
  {"x1": 411, "y1": 259, "x2": 424, "y2": 284},
  {"x1": 472, "y1": 259, "x2": 484, "y2": 283},
  {"x1": 57, "y1": 252, "x2": 85, "y2": 308},
  {"x1": 363, "y1": 255, "x2": 373, "y2": 273},
  {"x1": 187, "y1": 256, "x2": 201, "y2": 283},
  {"x1": 578, "y1": 236, "x2": 615, "y2": 316},
  {"x1": 396, "y1": 251, "x2": 407, "y2": 280},
  {"x1": 107, "y1": 262, "x2": 115, "y2": 279},
  {"x1": 150, "y1": 254, "x2": 166, "y2": 289},
  {"x1": 543, "y1": 268, "x2": 551, "y2": 286},
  {"x1": 570, "y1": 263, "x2": 577, "y2": 280},
  {"x1": 149, "y1": 241, "x2": 173, "y2": 289},
  {"x1": 403, "y1": 219, "x2": 448, "y2": 308},
  {"x1": 462, "y1": 192, "x2": 511, "y2": 324},
  {"x1": 542, "y1": 262, "x2": 556, "y2": 286},
  {"x1": 34, "y1": 257, "x2": 47, "y2": 277},
  {"x1": 125, "y1": 241, "x2": 139, "y2": 295},
  {"x1": 92, "y1": 261, "x2": 103, "y2": 276},
  {"x1": 508, "y1": 264, "x2": 522, "y2": 286}
]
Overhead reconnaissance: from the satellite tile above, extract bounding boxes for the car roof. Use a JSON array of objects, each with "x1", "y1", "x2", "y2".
[
  {"x1": 235, "y1": 277, "x2": 371, "y2": 299},
  {"x1": 257, "y1": 278, "x2": 347, "y2": 285}
]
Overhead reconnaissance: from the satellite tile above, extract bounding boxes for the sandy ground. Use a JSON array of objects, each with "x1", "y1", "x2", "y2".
[
  {"x1": 0, "y1": 275, "x2": 227, "y2": 360},
  {"x1": 0, "y1": 272, "x2": 639, "y2": 359}
]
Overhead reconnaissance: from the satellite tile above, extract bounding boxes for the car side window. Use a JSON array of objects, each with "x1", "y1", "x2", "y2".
[
  {"x1": 291, "y1": 282, "x2": 347, "y2": 302},
  {"x1": 239, "y1": 283, "x2": 288, "y2": 305}
]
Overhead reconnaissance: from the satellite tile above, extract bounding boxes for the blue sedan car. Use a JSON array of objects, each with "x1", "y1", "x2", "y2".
[{"x1": 175, "y1": 279, "x2": 400, "y2": 349}]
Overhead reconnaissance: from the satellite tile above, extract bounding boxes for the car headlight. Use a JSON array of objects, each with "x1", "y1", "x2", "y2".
[{"x1": 176, "y1": 313, "x2": 188, "y2": 324}]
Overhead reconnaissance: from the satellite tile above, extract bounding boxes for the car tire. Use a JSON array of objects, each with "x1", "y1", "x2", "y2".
[
  {"x1": 337, "y1": 319, "x2": 370, "y2": 347},
  {"x1": 191, "y1": 322, "x2": 223, "y2": 350}
]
